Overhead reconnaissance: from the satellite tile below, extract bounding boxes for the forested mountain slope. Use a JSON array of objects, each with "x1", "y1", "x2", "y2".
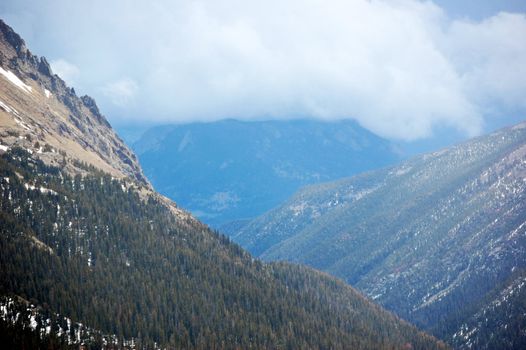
[
  {"x1": 0, "y1": 149, "x2": 448, "y2": 349},
  {"x1": 0, "y1": 19, "x2": 447, "y2": 349},
  {"x1": 232, "y1": 121, "x2": 526, "y2": 349},
  {"x1": 134, "y1": 119, "x2": 399, "y2": 226}
]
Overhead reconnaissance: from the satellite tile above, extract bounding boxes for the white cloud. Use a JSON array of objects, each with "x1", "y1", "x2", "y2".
[
  {"x1": 102, "y1": 78, "x2": 139, "y2": 107},
  {"x1": 447, "y1": 13, "x2": 526, "y2": 111},
  {"x1": 3, "y1": 0, "x2": 526, "y2": 140},
  {"x1": 49, "y1": 59, "x2": 80, "y2": 86}
]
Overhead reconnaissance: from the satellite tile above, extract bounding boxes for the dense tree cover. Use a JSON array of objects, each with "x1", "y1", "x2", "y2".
[
  {"x1": 0, "y1": 148, "x2": 447, "y2": 349},
  {"x1": 0, "y1": 296, "x2": 78, "y2": 350},
  {"x1": 232, "y1": 123, "x2": 526, "y2": 348},
  {"x1": 0, "y1": 295, "x2": 132, "y2": 349},
  {"x1": 448, "y1": 271, "x2": 526, "y2": 350},
  {"x1": 0, "y1": 319, "x2": 71, "y2": 350}
]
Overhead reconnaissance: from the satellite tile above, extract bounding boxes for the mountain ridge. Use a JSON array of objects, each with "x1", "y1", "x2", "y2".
[
  {"x1": 0, "y1": 18, "x2": 447, "y2": 349},
  {"x1": 134, "y1": 118, "x2": 400, "y2": 226},
  {"x1": 230, "y1": 120, "x2": 526, "y2": 348},
  {"x1": 0, "y1": 19, "x2": 148, "y2": 186},
  {"x1": 0, "y1": 146, "x2": 447, "y2": 349}
]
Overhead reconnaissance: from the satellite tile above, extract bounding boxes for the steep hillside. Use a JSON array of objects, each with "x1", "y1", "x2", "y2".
[
  {"x1": 134, "y1": 119, "x2": 399, "y2": 226},
  {"x1": 0, "y1": 20, "x2": 447, "y2": 349},
  {"x1": 0, "y1": 137, "x2": 447, "y2": 350},
  {"x1": 232, "y1": 121, "x2": 526, "y2": 348},
  {"x1": 0, "y1": 20, "x2": 147, "y2": 185}
]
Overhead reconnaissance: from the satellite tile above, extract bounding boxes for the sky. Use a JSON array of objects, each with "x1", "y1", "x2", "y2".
[{"x1": 1, "y1": 0, "x2": 525, "y2": 141}]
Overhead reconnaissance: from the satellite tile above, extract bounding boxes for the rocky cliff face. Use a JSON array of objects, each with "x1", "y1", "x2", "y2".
[{"x1": 0, "y1": 20, "x2": 148, "y2": 185}]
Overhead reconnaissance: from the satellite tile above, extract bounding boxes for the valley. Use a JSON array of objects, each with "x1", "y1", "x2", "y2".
[
  {"x1": 0, "y1": 18, "x2": 448, "y2": 349},
  {"x1": 230, "y1": 121, "x2": 526, "y2": 348},
  {"x1": 133, "y1": 119, "x2": 399, "y2": 227},
  {"x1": 1, "y1": 0, "x2": 526, "y2": 347}
]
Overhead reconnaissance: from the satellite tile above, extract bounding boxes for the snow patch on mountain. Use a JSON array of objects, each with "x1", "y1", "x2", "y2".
[{"x1": 0, "y1": 66, "x2": 32, "y2": 93}]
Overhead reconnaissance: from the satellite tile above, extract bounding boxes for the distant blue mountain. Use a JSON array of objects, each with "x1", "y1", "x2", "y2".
[{"x1": 133, "y1": 119, "x2": 400, "y2": 226}]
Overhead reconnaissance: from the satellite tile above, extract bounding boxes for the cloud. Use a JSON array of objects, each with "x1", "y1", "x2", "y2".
[
  {"x1": 447, "y1": 13, "x2": 526, "y2": 112},
  {"x1": 1, "y1": 0, "x2": 525, "y2": 140},
  {"x1": 49, "y1": 59, "x2": 80, "y2": 86},
  {"x1": 102, "y1": 78, "x2": 139, "y2": 107}
]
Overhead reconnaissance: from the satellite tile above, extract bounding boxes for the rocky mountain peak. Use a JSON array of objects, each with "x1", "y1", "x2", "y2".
[
  {"x1": 0, "y1": 19, "x2": 27, "y2": 57},
  {"x1": 0, "y1": 19, "x2": 148, "y2": 186},
  {"x1": 37, "y1": 56, "x2": 52, "y2": 76}
]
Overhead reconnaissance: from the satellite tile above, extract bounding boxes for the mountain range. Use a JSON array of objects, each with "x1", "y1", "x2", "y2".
[
  {"x1": 133, "y1": 119, "x2": 400, "y2": 226},
  {"x1": 0, "y1": 19, "x2": 447, "y2": 349},
  {"x1": 230, "y1": 120, "x2": 526, "y2": 349}
]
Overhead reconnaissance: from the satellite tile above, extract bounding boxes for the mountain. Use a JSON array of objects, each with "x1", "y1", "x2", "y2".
[
  {"x1": 0, "y1": 19, "x2": 447, "y2": 349},
  {"x1": 231, "y1": 121, "x2": 526, "y2": 348},
  {"x1": 133, "y1": 119, "x2": 399, "y2": 227},
  {"x1": 0, "y1": 21, "x2": 147, "y2": 186}
]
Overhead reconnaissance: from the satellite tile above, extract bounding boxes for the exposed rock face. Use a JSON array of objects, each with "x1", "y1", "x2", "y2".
[
  {"x1": 37, "y1": 56, "x2": 52, "y2": 76},
  {"x1": 0, "y1": 19, "x2": 148, "y2": 185},
  {"x1": 0, "y1": 20, "x2": 27, "y2": 55}
]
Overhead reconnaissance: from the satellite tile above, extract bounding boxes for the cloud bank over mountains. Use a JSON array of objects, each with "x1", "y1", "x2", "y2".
[{"x1": 1, "y1": 0, "x2": 525, "y2": 140}]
